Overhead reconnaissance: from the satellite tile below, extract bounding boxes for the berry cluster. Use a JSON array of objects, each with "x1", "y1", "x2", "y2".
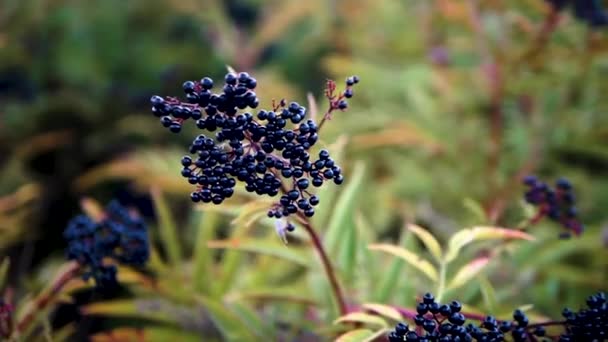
[
  {"x1": 522, "y1": 175, "x2": 583, "y2": 238},
  {"x1": 560, "y1": 292, "x2": 607, "y2": 341},
  {"x1": 150, "y1": 72, "x2": 358, "y2": 221},
  {"x1": 545, "y1": 0, "x2": 608, "y2": 28},
  {"x1": 64, "y1": 200, "x2": 149, "y2": 288},
  {"x1": 388, "y1": 293, "x2": 546, "y2": 342}
]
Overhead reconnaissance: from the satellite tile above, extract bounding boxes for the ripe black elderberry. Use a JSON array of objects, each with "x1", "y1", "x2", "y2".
[
  {"x1": 559, "y1": 292, "x2": 607, "y2": 341},
  {"x1": 388, "y1": 293, "x2": 553, "y2": 342},
  {"x1": 64, "y1": 201, "x2": 150, "y2": 289},
  {"x1": 522, "y1": 175, "x2": 583, "y2": 237},
  {"x1": 150, "y1": 72, "x2": 360, "y2": 230},
  {"x1": 545, "y1": 0, "x2": 608, "y2": 28}
]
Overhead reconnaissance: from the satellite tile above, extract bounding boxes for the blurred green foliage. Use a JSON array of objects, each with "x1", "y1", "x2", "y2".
[{"x1": 0, "y1": 0, "x2": 607, "y2": 340}]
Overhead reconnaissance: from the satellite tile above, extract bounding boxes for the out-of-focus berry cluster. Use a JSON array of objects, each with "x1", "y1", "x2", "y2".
[
  {"x1": 388, "y1": 293, "x2": 546, "y2": 342},
  {"x1": 63, "y1": 200, "x2": 149, "y2": 288},
  {"x1": 545, "y1": 0, "x2": 608, "y2": 28},
  {"x1": 560, "y1": 292, "x2": 607, "y2": 341},
  {"x1": 522, "y1": 175, "x2": 583, "y2": 238},
  {"x1": 150, "y1": 72, "x2": 358, "y2": 222},
  {"x1": 0, "y1": 299, "x2": 13, "y2": 339}
]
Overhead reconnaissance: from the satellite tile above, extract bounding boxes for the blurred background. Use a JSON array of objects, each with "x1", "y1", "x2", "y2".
[{"x1": 0, "y1": 0, "x2": 607, "y2": 340}]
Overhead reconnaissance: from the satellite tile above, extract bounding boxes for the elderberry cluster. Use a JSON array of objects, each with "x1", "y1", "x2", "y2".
[
  {"x1": 388, "y1": 293, "x2": 547, "y2": 342},
  {"x1": 64, "y1": 200, "x2": 149, "y2": 288},
  {"x1": 150, "y1": 72, "x2": 358, "y2": 221},
  {"x1": 560, "y1": 292, "x2": 607, "y2": 341},
  {"x1": 545, "y1": 0, "x2": 608, "y2": 28},
  {"x1": 522, "y1": 175, "x2": 583, "y2": 238}
]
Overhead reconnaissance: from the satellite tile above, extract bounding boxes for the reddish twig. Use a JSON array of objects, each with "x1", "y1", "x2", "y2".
[
  {"x1": 297, "y1": 213, "x2": 348, "y2": 316},
  {"x1": 13, "y1": 261, "x2": 81, "y2": 338}
]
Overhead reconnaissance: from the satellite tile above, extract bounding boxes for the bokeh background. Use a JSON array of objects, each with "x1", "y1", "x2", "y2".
[{"x1": 0, "y1": 0, "x2": 607, "y2": 341}]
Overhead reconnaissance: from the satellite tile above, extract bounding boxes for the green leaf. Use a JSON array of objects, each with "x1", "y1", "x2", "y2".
[
  {"x1": 361, "y1": 303, "x2": 403, "y2": 321},
  {"x1": 193, "y1": 210, "x2": 219, "y2": 295},
  {"x1": 447, "y1": 256, "x2": 491, "y2": 291},
  {"x1": 195, "y1": 296, "x2": 256, "y2": 341},
  {"x1": 338, "y1": 215, "x2": 358, "y2": 283},
  {"x1": 207, "y1": 238, "x2": 310, "y2": 267},
  {"x1": 462, "y1": 198, "x2": 488, "y2": 223},
  {"x1": 445, "y1": 226, "x2": 535, "y2": 263},
  {"x1": 81, "y1": 300, "x2": 178, "y2": 326},
  {"x1": 230, "y1": 302, "x2": 275, "y2": 340},
  {"x1": 335, "y1": 329, "x2": 375, "y2": 342},
  {"x1": 373, "y1": 232, "x2": 416, "y2": 302},
  {"x1": 478, "y1": 275, "x2": 498, "y2": 313},
  {"x1": 232, "y1": 288, "x2": 317, "y2": 306},
  {"x1": 0, "y1": 258, "x2": 9, "y2": 289},
  {"x1": 151, "y1": 188, "x2": 182, "y2": 267},
  {"x1": 325, "y1": 161, "x2": 366, "y2": 254},
  {"x1": 368, "y1": 244, "x2": 438, "y2": 281},
  {"x1": 334, "y1": 312, "x2": 388, "y2": 328},
  {"x1": 407, "y1": 223, "x2": 443, "y2": 262}
]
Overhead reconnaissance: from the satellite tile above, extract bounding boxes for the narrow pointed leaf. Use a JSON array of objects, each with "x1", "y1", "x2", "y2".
[
  {"x1": 369, "y1": 244, "x2": 438, "y2": 281},
  {"x1": 335, "y1": 329, "x2": 375, "y2": 342},
  {"x1": 207, "y1": 238, "x2": 310, "y2": 266},
  {"x1": 0, "y1": 258, "x2": 9, "y2": 289},
  {"x1": 362, "y1": 303, "x2": 403, "y2": 321},
  {"x1": 334, "y1": 312, "x2": 388, "y2": 328},
  {"x1": 81, "y1": 300, "x2": 177, "y2": 326},
  {"x1": 445, "y1": 226, "x2": 535, "y2": 263},
  {"x1": 407, "y1": 223, "x2": 443, "y2": 262},
  {"x1": 195, "y1": 296, "x2": 256, "y2": 341},
  {"x1": 193, "y1": 211, "x2": 219, "y2": 294},
  {"x1": 447, "y1": 256, "x2": 491, "y2": 290},
  {"x1": 478, "y1": 276, "x2": 498, "y2": 313},
  {"x1": 151, "y1": 188, "x2": 182, "y2": 267},
  {"x1": 325, "y1": 161, "x2": 366, "y2": 253}
]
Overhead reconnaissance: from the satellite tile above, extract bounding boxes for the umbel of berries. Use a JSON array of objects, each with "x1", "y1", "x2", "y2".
[
  {"x1": 522, "y1": 175, "x2": 583, "y2": 238},
  {"x1": 150, "y1": 71, "x2": 359, "y2": 230},
  {"x1": 388, "y1": 292, "x2": 549, "y2": 342},
  {"x1": 545, "y1": 0, "x2": 608, "y2": 28},
  {"x1": 64, "y1": 200, "x2": 150, "y2": 288},
  {"x1": 560, "y1": 292, "x2": 607, "y2": 341}
]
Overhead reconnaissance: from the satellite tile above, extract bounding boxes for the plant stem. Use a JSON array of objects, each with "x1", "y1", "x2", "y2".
[
  {"x1": 436, "y1": 260, "x2": 447, "y2": 303},
  {"x1": 298, "y1": 214, "x2": 348, "y2": 316},
  {"x1": 13, "y1": 261, "x2": 80, "y2": 338}
]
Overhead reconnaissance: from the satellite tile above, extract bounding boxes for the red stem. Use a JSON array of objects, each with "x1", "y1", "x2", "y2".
[
  {"x1": 297, "y1": 214, "x2": 348, "y2": 316},
  {"x1": 13, "y1": 261, "x2": 81, "y2": 337}
]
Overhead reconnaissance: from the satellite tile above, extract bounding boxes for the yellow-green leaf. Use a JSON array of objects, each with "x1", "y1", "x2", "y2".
[
  {"x1": 207, "y1": 238, "x2": 310, "y2": 266},
  {"x1": 334, "y1": 312, "x2": 387, "y2": 328},
  {"x1": 0, "y1": 258, "x2": 9, "y2": 289},
  {"x1": 362, "y1": 303, "x2": 403, "y2": 321},
  {"x1": 407, "y1": 223, "x2": 443, "y2": 262},
  {"x1": 335, "y1": 329, "x2": 375, "y2": 342},
  {"x1": 445, "y1": 226, "x2": 535, "y2": 262},
  {"x1": 368, "y1": 244, "x2": 438, "y2": 281},
  {"x1": 193, "y1": 211, "x2": 219, "y2": 295},
  {"x1": 81, "y1": 300, "x2": 177, "y2": 326},
  {"x1": 195, "y1": 296, "x2": 256, "y2": 341},
  {"x1": 325, "y1": 161, "x2": 366, "y2": 253},
  {"x1": 462, "y1": 198, "x2": 488, "y2": 223},
  {"x1": 478, "y1": 275, "x2": 498, "y2": 313},
  {"x1": 151, "y1": 188, "x2": 182, "y2": 267},
  {"x1": 447, "y1": 256, "x2": 491, "y2": 290}
]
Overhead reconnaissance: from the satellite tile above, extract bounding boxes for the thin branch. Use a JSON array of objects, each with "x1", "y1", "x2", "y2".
[
  {"x1": 13, "y1": 261, "x2": 81, "y2": 338},
  {"x1": 297, "y1": 213, "x2": 348, "y2": 316}
]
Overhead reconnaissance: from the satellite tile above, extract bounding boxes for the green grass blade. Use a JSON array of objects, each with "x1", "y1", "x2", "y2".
[
  {"x1": 151, "y1": 188, "x2": 182, "y2": 268},
  {"x1": 193, "y1": 210, "x2": 219, "y2": 294}
]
